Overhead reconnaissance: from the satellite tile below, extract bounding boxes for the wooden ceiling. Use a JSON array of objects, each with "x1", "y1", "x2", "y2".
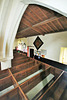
[{"x1": 16, "y1": 4, "x2": 67, "y2": 38}]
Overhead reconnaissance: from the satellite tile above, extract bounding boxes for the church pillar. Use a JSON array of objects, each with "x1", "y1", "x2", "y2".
[
  {"x1": 1, "y1": 60, "x2": 11, "y2": 70},
  {"x1": 0, "y1": 0, "x2": 28, "y2": 70}
]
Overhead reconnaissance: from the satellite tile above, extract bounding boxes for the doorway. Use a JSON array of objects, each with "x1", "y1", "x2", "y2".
[{"x1": 30, "y1": 49, "x2": 34, "y2": 58}]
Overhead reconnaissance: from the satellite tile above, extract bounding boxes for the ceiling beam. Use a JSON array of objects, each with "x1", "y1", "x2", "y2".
[
  {"x1": 32, "y1": 27, "x2": 44, "y2": 35},
  {"x1": 18, "y1": 16, "x2": 63, "y2": 36},
  {"x1": 22, "y1": 18, "x2": 32, "y2": 27},
  {"x1": 28, "y1": 7, "x2": 43, "y2": 21},
  {"x1": 21, "y1": 18, "x2": 43, "y2": 35},
  {"x1": 32, "y1": 16, "x2": 63, "y2": 27},
  {"x1": 25, "y1": 9, "x2": 38, "y2": 22},
  {"x1": 46, "y1": 24, "x2": 55, "y2": 32},
  {"x1": 42, "y1": 25, "x2": 49, "y2": 32},
  {"x1": 16, "y1": 29, "x2": 67, "y2": 38},
  {"x1": 57, "y1": 19, "x2": 64, "y2": 30},
  {"x1": 23, "y1": 14, "x2": 35, "y2": 25},
  {"x1": 37, "y1": 6, "x2": 48, "y2": 19},
  {"x1": 39, "y1": 26, "x2": 47, "y2": 33},
  {"x1": 51, "y1": 22, "x2": 59, "y2": 31}
]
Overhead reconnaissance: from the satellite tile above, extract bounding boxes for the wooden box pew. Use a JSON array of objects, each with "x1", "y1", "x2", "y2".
[
  {"x1": 12, "y1": 55, "x2": 26, "y2": 63},
  {"x1": 19, "y1": 66, "x2": 63, "y2": 100},
  {"x1": 13, "y1": 55, "x2": 27, "y2": 61},
  {"x1": 10, "y1": 60, "x2": 38, "y2": 74},
  {"x1": 0, "y1": 69, "x2": 10, "y2": 79},
  {"x1": 39, "y1": 71, "x2": 67, "y2": 100},
  {"x1": 12, "y1": 57, "x2": 31, "y2": 67},
  {"x1": 0, "y1": 75, "x2": 17, "y2": 96},
  {"x1": 12, "y1": 56, "x2": 29, "y2": 63},
  {"x1": 13, "y1": 62, "x2": 47, "y2": 85},
  {"x1": 41, "y1": 62, "x2": 63, "y2": 78},
  {"x1": 0, "y1": 87, "x2": 26, "y2": 100},
  {"x1": 13, "y1": 53, "x2": 23, "y2": 58},
  {"x1": 13, "y1": 52, "x2": 26, "y2": 58}
]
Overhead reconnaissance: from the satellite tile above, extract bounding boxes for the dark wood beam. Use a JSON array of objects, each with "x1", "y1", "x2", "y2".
[
  {"x1": 39, "y1": 26, "x2": 47, "y2": 33},
  {"x1": 21, "y1": 19, "x2": 43, "y2": 35},
  {"x1": 32, "y1": 16, "x2": 63, "y2": 28},
  {"x1": 64, "y1": 17, "x2": 67, "y2": 23},
  {"x1": 23, "y1": 14, "x2": 34, "y2": 25},
  {"x1": 32, "y1": 27, "x2": 44, "y2": 35},
  {"x1": 42, "y1": 25, "x2": 50, "y2": 32},
  {"x1": 37, "y1": 6, "x2": 48, "y2": 18},
  {"x1": 46, "y1": 24, "x2": 55, "y2": 32},
  {"x1": 25, "y1": 10, "x2": 38, "y2": 22},
  {"x1": 28, "y1": 7, "x2": 43, "y2": 21},
  {"x1": 51, "y1": 22, "x2": 59, "y2": 31},
  {"x1": 22, "y1": 18, "x2": 32, "y2": 27},
  {"x1": 18, "y1": 16, "x2": 63, "y2": 36},
  {"x1": 57, "y1": 19, "x2": 64, "y2": 30},
  {"x1": 17, "y1": 28, "x2": 67, "y2": 38}
]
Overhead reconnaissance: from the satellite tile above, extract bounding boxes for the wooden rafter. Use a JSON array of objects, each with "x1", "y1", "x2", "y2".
[
  {"x1": 26, "y1": 10, "x2": 38, "y2": 22},
  {"x1": 37, "y1": 6, "x2": 48, "y2": 18},
  {"x1": 57, "y1": 19, "x2": 64, "y2": 30},
  {"x1": 39, "y1": 26, "x2": 47, "y2": 33},
  {"x1": 28, "y1": 7, "x2": 43, "y2": 21},
  {"x1": 46, "y1": 24, "x2": 55, "y2": 32},
  {"x1": 64, "y1": 17, "x2": 67, "y2": 23},
  {"x1": 22, "y1": 18, "x2": 32, "y2": 27},
  {"x1": 42, "y1": 25, "x2": 49, "y2": 32},
  {"x1": 20, "y1": 19, "x2": 44, "y2": 35},
  {"x1": 18, "y1": 16, "x2": 63, "y2": 36},
  {"x1": 32, "y1": 16, "x2": 63, "y2": 27},
  {"x1": 51, "y1": 22, "x2": 59, "y2": 31},
  {"x1": 23, "y1": 14, "x2": 34, "y2": 25},
  {"x1": 32, "y1": 27, "x2": 44, "y2": 35}
]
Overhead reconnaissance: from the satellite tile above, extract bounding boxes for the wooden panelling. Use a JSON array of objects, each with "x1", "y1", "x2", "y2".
[
  {"x1": 20, "y1": 67, "x2": 63, "y2": 94},
  {"x1": 0, "y1": 69, "x2": 10, "y2": 79},
  {"x1": 0, "y1": 87, "x2": 25, "y2": 100},
  {"x1": 0, "y1": 75, "x2": 16, "y2": 91},
  {"x1": 14, "y1": 63, "x2": 42, "y2": 82},
  {"x1": 12, "y1": 58, "x2": 31, "y2": 67},
  {"x1": 39, "y1": 71, "x2": 65, "y2": 100},
  {"x1": 11, "y1": 60, "x2": 36, "y2": 74}
]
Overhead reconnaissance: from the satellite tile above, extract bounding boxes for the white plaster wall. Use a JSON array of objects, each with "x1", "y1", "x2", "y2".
[{"x1": 27, "y1": 31, "x2": 67, "y2": 62}]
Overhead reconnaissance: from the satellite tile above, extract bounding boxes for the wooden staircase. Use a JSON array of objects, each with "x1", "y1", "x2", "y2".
[{"x1": 0, "y1": 51, "x2": 67, "y2": 100}]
